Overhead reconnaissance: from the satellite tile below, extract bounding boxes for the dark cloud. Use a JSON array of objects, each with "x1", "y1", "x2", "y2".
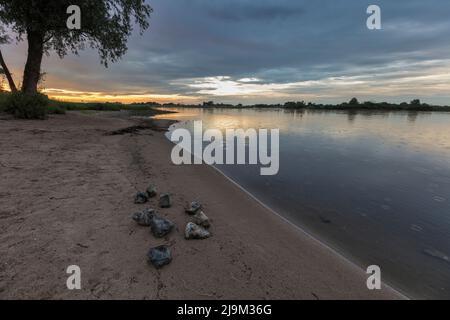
[
  {"x1": 4, "y1": 0, "x2": 450, "y2": 104},
  {"x1": 207, "y1": 2, "x2": 304, "y2": 22}
]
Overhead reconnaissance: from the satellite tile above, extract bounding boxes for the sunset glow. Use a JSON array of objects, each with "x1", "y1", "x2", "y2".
[{"x1": 2, "y1": 0, "x2": 450, "y2": 105}]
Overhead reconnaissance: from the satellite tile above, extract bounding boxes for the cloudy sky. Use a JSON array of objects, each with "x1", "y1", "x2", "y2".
[{"x1": 3, "y1": 0, "x2": 450, "y2": 104}]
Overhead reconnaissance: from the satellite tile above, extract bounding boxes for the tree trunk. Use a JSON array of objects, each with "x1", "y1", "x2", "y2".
[
  {"x1": 22, "y1": 30, "x2": 44, "y2": 95},
  {"x1": 0, "y1": 49, "x2": 18, "y2": 92}
]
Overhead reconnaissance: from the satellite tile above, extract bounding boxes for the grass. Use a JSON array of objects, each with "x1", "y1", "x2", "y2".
[
  {"x1": 2, "y1": 91, "x2": 449, "y2": 119},
  {"x1": 0, "y1": 92, "x2": 161, "y2": 118},
  {"x1": 55, "y1": 100, "x2": 162, "y2": 112},
  {"x1": 0, "y1": 91, "x2": 8, "y2": 112}
]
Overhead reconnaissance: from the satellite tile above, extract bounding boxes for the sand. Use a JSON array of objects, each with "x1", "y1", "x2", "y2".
[{"x1": 0, "y1": 112, "x2": 404, "y2": 299}]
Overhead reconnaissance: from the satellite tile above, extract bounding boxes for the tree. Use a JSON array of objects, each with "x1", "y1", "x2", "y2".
[
  {"x1": 349, "y1": 97, "x2": 359, "y2": 105},
  {"x1": 0, "y1": 0, "x2": 152, "y2": 95},
  {"x1": 0, "y1": 26, "x2": 17, "y2": 92},
  {"x1": 0, "y1": 50, "x2": 18, "y2": 92}
]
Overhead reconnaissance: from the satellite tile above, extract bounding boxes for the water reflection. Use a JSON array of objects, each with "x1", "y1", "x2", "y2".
[
  {"x1": 155, "y1": 107, "x2": 450, "y2": 299},
  {"x1": 155, "y1": 108, "x2": 450, "y2": 159}
]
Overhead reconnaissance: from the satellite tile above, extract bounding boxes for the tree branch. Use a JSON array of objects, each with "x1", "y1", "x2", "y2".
[
  {"x1": 43, "y1": 34, "x2": 53, "y2": 44},
  {"x1": 0, "y1": 48, "x2": 18, "y2": 92}
]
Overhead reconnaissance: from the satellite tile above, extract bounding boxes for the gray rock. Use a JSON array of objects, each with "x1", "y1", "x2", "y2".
[
  {"x1": 185, "y1": 222, "x2": 211, "y2": 240},
  {"x1": 185, "y1": 201, "x2": 202, "y2": 215},
  {"x1": 150, "y1": 214, "x2": 174, "y2": 238},
  {"x1": 132, "y1": 208, "x2": 155, "y2": 226},
  {"x1": 146, "y1": 184, "x2": 157, "y2": 198},
  {"x1": 159, "y1": 193, "x2": 172, "y2": 208},
  {"x1": 147, "y1": 245, "x2": 172, "y2": 269},
  {"x1": 134, "y1": 191, "x2": 149, "y2": 204},
  {"x1": 192, "y1": 211, "x2": 210, "y2": 228}
]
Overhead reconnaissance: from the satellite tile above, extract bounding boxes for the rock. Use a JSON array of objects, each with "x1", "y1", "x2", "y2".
[
  {"x1": 192, "y1": 211, "x2": 210, "y2": 228},
  {"x1": 132, "y1": 209, "x2": 154, "y2": 226},
  {"x1": 134, "y1": 191, "x2": 149, "y2": 204},
  {"x1": 159, "y1": 193, "x2": 172, "y2": 208},
  {"x1": 150, "y1": 214, "x2": 174, "y2": 238},
  {"x1": 185, "y1": 201, "x2": 202, "y2": 215},
  {"x1": 185, "y1": 222, "x2": 211, "y2": 240},
  {"x1": 146, "y1": 184, "x2": 157, "y2": 198},
  {"x1": 147, "y1": 245, "x2": 172, "y2": 269}
]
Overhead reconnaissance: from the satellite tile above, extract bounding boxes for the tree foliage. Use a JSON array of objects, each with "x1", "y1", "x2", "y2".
[
  {"x1": 0, "y1": 0, "x2": 152, "y2": 97},
  {"x1": 0, "y1": 0, "x2": 152, "y2": 66}
]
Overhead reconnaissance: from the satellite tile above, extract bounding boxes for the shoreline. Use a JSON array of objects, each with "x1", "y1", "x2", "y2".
[
  {"x1": 152, "y1": 105, "x2": 450, "y2": 113},
  {"x1": 164, "y1": 117, "x2": 409, "y2": 300},
  {"x1": 0, "y1": 111, "x2": 404, "y2": 299},
  {"x1": 209, "y1": 165, "x2": 409, "y2": 299},
  {"x1": 207, "y1": 166, "x2": 411, "y2": 300}
]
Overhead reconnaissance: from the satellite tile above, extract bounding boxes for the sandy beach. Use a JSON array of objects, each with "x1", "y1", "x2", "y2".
[{"x1": 0, "y1": 112, "x2": 404, "y2": 299}]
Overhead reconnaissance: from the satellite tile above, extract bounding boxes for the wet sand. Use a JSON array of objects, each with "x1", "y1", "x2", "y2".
[{"x1": 0, "y1": 112, "x2": 404, "y2": 299}]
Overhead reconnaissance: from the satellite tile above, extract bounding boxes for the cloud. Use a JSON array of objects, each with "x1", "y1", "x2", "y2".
[
  {"x1": 3, "y1": 0, "x2": 450, "y2": 104},
  {"x1": 206, "y1": 2, "x2": 305, "y2": 22},
  {"x1": 171, "y1": 58, "x2": 450, "y2": 104}
]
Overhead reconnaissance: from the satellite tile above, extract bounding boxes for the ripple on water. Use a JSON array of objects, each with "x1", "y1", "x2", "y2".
[
  {"x1": 433, "y1": 196, "x2": 447, "y2": 203},
  {"x1": 423, "y1": 248, "x2": 450, "y2": 264},
  {"x1": 410, "y1": 224, "x2": 423, "y2": 232}
]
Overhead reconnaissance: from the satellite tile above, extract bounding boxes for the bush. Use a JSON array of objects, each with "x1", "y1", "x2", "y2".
[
  {"x1": 2, "y1": 92, "x2": 50, "y2": 119},
  {"x1": 46, "y1": 103, "x2": 66, "y2": 115},
  {"x1": 0, "y1": 92, "x2": 8, "y2": 112}
]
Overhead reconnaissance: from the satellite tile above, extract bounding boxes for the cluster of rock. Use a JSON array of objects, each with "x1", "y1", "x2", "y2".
[
  {"x1": 133, "y1": 185, "x2": 158, "y2": 204},
  {"x1": 184, "y1": 201, "x2": 210, "y2": 239},
  {"x1": 131, "y1": 185, "x2": 212, "y2": 269}
]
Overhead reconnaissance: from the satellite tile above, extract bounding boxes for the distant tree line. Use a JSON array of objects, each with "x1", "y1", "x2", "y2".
[{"x1": 130, "y1": 98, "x2": 450, "y2": 112}]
